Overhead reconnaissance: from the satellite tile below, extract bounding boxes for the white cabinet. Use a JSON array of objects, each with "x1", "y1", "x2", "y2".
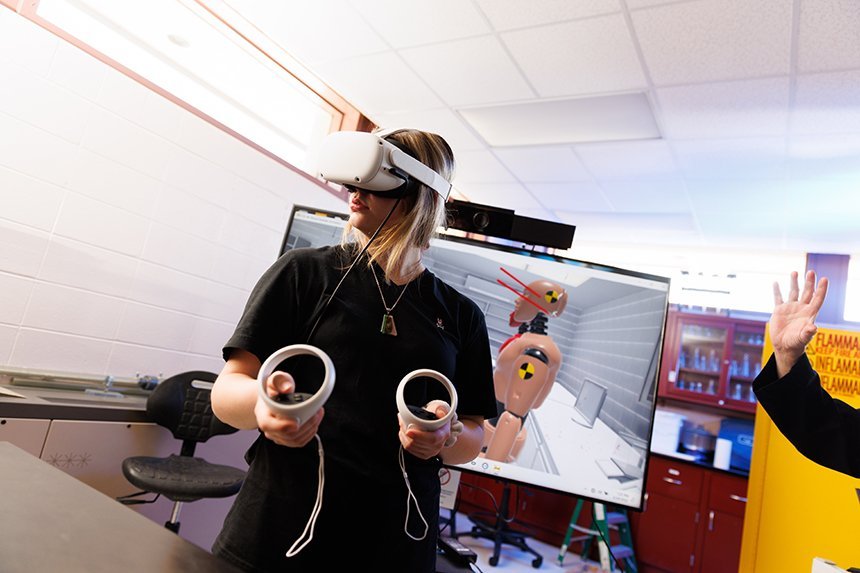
[
  {"x1": 1, "y1": 415, "x2": 256, "y2": 552},
  {"x1": 0, "y1": 417, "x2": 51, "y2": 457},
  {"x1": 41, "y1": 419, "x2": 176, "y2": 496},
  {"x1": 40, "y1": 419, "x2": 256, "y2": 551}
]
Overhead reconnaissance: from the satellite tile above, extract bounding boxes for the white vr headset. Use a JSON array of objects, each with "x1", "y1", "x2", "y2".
[{"x1": 316, "y1": 129, "x2": 452, "y2": 201}]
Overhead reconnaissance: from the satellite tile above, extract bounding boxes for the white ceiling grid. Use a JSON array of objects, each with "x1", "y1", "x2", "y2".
[{"x1": 224, "y1": 0, "x2": 860, "y2": 256}]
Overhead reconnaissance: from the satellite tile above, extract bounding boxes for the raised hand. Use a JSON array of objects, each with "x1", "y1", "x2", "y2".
[{"x1": 770, "y1": 270, "x2": 828, "y2": 377}]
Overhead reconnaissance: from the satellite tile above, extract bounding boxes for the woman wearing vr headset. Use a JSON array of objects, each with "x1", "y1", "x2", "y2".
[{"x1": 210, "y1": 128, "x2": 497, "y2": 572}]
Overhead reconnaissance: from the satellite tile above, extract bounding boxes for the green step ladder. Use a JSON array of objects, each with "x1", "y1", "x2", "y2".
[{"x1": 557, "y1": 499, "x2": 638, "y2": 572}]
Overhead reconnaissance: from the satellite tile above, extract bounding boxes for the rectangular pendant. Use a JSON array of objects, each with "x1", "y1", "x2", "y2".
[{"x1": 380, "y1": 313, "x2": 398, "y2": 336}]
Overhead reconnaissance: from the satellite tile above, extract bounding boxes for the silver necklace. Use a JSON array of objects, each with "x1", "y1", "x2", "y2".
[{"x1": 370, "y1": 265, "x2": 410, "y2": 336}]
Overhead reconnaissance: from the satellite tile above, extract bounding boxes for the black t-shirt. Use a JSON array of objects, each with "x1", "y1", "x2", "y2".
[{"x1": 213, "y1": 245, "x2": 496, "y2": 572}]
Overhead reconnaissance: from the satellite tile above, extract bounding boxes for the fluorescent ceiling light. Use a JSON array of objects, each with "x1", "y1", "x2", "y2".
[
  {"x1": 459, "y1": 93, "x2": 661, "y2": 147},
  {"x1": 37, "y1": 0, "x2": 335, "y2": 170}
]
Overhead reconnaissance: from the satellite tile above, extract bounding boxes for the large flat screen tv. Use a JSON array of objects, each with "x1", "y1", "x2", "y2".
[{"x1": 280, "y1": 205, "x2": 670, "y2": 511}]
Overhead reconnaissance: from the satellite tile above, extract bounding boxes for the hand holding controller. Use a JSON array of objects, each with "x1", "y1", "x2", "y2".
[
  {"x1": 256, "y1": 344, "x2": 335, "y2": 557},
  {"x1": 424, "y1": 399, "x2": 464, "y2": 447},
  {"x1": 257, "y1": 344, "x2": 335, "y2": 426},
  {"x1": 396, "y1": 369, "x2": 458, "y2": 431},
  {"x1": 395, "y1": 369, "x2": 459, "y2": 541}
]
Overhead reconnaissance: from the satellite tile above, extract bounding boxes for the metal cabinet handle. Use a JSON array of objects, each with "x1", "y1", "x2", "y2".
[
  {"x1": 663, "y1": 477, "x2": 683, "y2": 485},
  {"x1": 729, "y1": 494, "x2": 748, "y2": 503},
  {"x1": 708, "y1": 510, "x2": 714, "y2": 531}
]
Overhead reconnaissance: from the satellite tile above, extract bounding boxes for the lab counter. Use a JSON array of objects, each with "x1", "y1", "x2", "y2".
[
  {"x1": 0, "y1": 382, "x2": 258, "y2": 554},
  {"x1": 0, "y1": 383, "x2": 149, "y2": 422},
  {"x1": 0, "y1": 441, "x2": 242, "y2": 573},
  {"x1": 650, "y1": 448, "x2": 750, "y2": 478}
]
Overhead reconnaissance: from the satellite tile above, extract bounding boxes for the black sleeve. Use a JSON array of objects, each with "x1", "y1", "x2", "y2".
[
  {"x1": 223, "y1": 251, "x2": 307, "y2": 365},
  {"x1": 753, "y1": 353, "x2": 860, "y2": 478}
]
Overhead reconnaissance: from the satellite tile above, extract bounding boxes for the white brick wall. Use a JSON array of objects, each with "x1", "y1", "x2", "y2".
[{"x1": 0, "y1": 10, "x2": 345, "y2": 378}]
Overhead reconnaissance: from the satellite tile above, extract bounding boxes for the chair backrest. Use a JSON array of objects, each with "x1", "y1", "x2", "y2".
[{"x1": 146, "y1": 371, "x2": 238, "y2": 456}]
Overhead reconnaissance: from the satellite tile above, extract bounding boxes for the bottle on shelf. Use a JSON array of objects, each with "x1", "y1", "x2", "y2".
[
  {"x1": 709, "y1": 349, "x2": 718, "y2": 372},
  {"x1": 742, "y1": 353, "x2": 750, "y2": 377},
  {"x1": 707, "y1": 379, "x2": 716, "y2": 394},
  {"x1": 733, "y1": 382, "x2": 743, "y2": 400}
]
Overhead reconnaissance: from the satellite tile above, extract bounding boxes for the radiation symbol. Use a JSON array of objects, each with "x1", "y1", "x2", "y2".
[
  {"x1": 518, "y1": 362, "x2": 535, "y2": 380},
  {"x1": 544, "y1": 290, "x2": 560, "y2": 304}
]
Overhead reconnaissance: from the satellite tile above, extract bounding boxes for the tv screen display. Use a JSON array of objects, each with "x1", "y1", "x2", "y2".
[{"x1": 280, "y1": 205, "x2": 670, "y2": 511}]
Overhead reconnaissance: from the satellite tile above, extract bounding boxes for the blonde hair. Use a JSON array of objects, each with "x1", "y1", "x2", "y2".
[{"x1": 341, "y1": 129, "x2": 454, "y2": 281}]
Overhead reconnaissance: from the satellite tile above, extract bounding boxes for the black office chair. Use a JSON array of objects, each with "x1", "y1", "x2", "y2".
[{"x1": 118, "y1": 370, "x2": 246, "y2": 534}]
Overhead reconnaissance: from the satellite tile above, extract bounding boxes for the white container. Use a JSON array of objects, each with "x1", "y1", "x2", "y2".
[
  {"x1": 651, "y1": 410, "x2": 686, "y2": 455},
  {"x1": 713, "y1": 437, "x2": 732, "y2": 470}
]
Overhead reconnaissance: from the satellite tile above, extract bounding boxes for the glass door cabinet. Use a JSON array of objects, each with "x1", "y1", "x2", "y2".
[{"x1": 660, "y1": 312, "x2": 766, "y2": 414}]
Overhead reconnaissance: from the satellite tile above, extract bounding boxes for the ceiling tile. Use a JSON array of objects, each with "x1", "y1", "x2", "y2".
[
  {"x1": 226, "y1": 0, "x2": 387, "y2": 65},
  {"x1": 792, "y1": 70, "x2": 860, "y2": 135},
  {"x1": 788, "y1": 133, "x2": 860, "y2": 180},
  {"x1": 673, "y1": 137, "x2": 788, "y2": 180},
  {"x1": 797, "y1": 0, "x2": 860, "y2": 73},
  {"x1": 783, "y1": 179, "x2": 860, "y2": 221},
  {"x1": 632, "y1": 0, "x2": 792, "y2": 85},
  {"x1": 599, "y1": 179, "x2": 691, "y2": 213},
  {"x1": 781, "y1": 180, "x2": 860, "y2": 252},
  {"x1": 368, "y1": 108, "x2": 486, "y2": 153},
  {"x1": 454, "y1": 182, "x2": 538, "y2": 211},
  {"x1": 399, "y1": 36, "x2": 534, "y2": 106},
  {"x1": 555, "y1": 211, "x2": 701, "y2": 245},
  {"x1": 352, "y1": 0, "x2": 491, "y2": 48},
  {"x1": 475, "y1": 0, "x2": 621, "y2": 31},
  {"x1": 685, "y1": 180, "x2": 789, "y2": 216},
  {"x1": 696, "y1": 209, "x2": 788, "y2": 249},
  {"x1": 525, "y1": 182, "x2": 612, "y2": 212},
  {"x1": 312, "y1": 52, "x2": 442, "y2": 115},
  {"x1": 453, "y1": 149, "x2": 518, "y2": 184},
  {"x1": 657, "y1": 77, "x2": 790, "y2": 138},
  {"x1": 501, "y1": 14, "x2": 646, "y2": 97},
  {"x1": 492, "y1": 146, "x2": 592, "y2": 182},
  {"x1": 459, "y1": 93, "x2": 660, "y2": 146},
  {"x1": 575, "y1": 139, "x2": 678, "y2": 179}
]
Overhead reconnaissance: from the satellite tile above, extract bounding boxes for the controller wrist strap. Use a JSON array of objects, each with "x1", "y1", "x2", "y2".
[{"x1": 398, "y1": 445, "x2": 429, "y2": 541}]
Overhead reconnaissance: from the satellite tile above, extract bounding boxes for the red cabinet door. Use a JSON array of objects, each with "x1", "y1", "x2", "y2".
[
  {"x1": 647, "y1": 456, "x2": 705, "y2": 505},
  {"x1": 697, "y1": 473, "x2": 747, "y2": 573},
  {"x1": 634, "y1": 491, "x2": 699, "y2": 573},
  {"x1": 698, "y1": 510, "x2": 744, "y2": 573}
]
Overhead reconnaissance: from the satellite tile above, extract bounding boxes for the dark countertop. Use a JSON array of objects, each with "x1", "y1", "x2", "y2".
[
  {"x1": 0, "y1": 384, "x2": 149, "y2": 422},
  {"x1": 0, "y1": 441, "x2": 241, "y2": 573},
  {"x1": 651, "y1": 449, "x2": 749, "y2": 478}
]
